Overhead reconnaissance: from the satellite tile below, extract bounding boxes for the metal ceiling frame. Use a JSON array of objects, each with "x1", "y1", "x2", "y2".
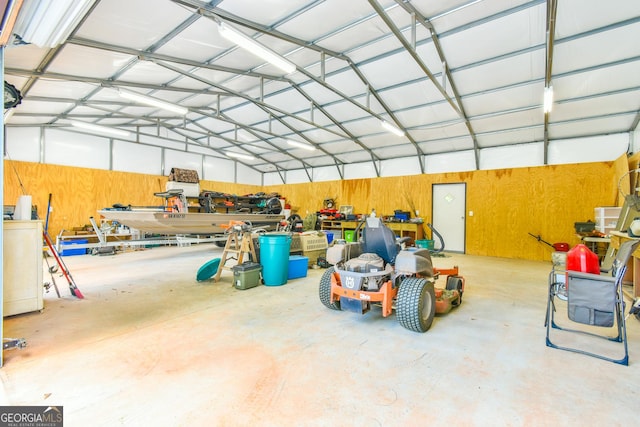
[
  {"x1": 3, "y1": 0, "x2": 638, "y2": 178},
  {"x1": 7, "y1": 11, "x2": 637, "y2": 158}
]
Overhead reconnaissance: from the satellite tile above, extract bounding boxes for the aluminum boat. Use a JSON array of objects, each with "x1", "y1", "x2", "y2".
[{"x1": 98, "y1": 208, "x2": 284, "y2": 235}]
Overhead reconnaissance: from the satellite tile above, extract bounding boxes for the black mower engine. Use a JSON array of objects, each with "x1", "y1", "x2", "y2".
[{"x1": 340, "y1": 253, "x2": 392, "y2": 291}]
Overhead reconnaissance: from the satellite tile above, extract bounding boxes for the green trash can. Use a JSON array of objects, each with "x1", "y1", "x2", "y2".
[{"x1": 259, "y1": 233, "x2": 292, "y2": 286}]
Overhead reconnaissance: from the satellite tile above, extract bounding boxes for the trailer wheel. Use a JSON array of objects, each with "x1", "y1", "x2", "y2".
[
  {"x1": 446, "y1": 276, "x2": 464, "y2": 306},
  {"x1": 319, "y1": 266, "x2": 341, "y2": 310},
  {"x1": 397, "y1": 277, "x2": 435, "y2": 333}
]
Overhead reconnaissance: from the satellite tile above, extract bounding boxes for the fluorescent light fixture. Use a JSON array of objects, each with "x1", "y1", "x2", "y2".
[
  {"x1": 543, "y1": 86, "x2": 554, "y2": 113},
  {"x1": 236, "y1": 130, "x2": 255, "y2": 142},
  {"x1": 381, "y1": 120, "x2": 405, "y2": 137},
  {"x1": 12, "y1": 0, "x2": 96, "y2": 48},
  {"x1": 70, "y1": 120, "x2": 130, "y2": 137},
  {"x1": 226, "y1": 151, "x2": 255, "y2": 161},
  {"x1": 287, "y1": 140, "x2": 315, "y2": 151},
  {"x1": 218, "y1": 21, "x2": 296, "y2": 75},
  {"x1": 119, "y1": 89, "x2": 188, "y2": 115}
]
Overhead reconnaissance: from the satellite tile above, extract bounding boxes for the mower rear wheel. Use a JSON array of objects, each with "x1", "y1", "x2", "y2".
[
  {"x1": 396, "y1": 277, "x2": 435, "y2": 333},
  {"x1": 446, "y1": 276, "x2": 464, "y2": 306},
  {"x1": 319, "y1": 266, "x2": 341, "y2": 310}
]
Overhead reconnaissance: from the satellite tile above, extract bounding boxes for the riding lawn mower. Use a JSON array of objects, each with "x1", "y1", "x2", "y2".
[{"x1": 318, "y1": 217, "x2": 465, "y2": 332}]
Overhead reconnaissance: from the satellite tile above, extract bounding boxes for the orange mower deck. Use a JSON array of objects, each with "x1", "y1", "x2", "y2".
[{"x1": 330, "y1": 266, "x2": 465, "y2": 317}]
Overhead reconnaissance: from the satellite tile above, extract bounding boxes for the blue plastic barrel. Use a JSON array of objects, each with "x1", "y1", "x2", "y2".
[{"x1": 259, "y1": 233, "x2": 292, "y2": 286}]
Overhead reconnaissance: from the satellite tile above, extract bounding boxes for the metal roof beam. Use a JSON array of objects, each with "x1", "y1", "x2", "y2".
[
  {"x1": 151, "y1": 59, "x2": 327, "y2": 171},
  {"x1": 392, "y1": 0, "x2": 480, "y2": 169},
  {"x1": 171, "y1": 0, "x2": 349, "y2": 60},
  {"x1": 543, "y1": 0, "x2": 558, "y2": 164}
]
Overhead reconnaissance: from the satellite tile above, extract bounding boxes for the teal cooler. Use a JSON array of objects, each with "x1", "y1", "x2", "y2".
[{"x1": 259, "y1": 233, "x2": 292, "y2": 286}]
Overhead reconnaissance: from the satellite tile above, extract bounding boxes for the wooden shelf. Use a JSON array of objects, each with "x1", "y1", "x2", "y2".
[{"x1": 320, "y1": 220, "x2": 424, "y2": 243}]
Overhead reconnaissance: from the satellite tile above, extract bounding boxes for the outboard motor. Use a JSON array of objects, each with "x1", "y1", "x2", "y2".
[{"x1": 264, "y1": 197, "x2": 282, "y2": 214}]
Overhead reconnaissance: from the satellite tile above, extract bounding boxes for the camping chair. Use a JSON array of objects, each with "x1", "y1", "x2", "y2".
[{"x1": 545, "y1": 239, "x2": 640, "y2": 365}]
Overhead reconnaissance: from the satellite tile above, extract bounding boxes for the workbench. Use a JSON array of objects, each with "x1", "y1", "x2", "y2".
[
  {"x1": 580, "y1": 235, "x2": 611, "y2": 261},
  {"x1": 321, "y1": 220, "x2": 424, "y2": 243},
  {"x1": 608, "y1": 231, "x2": 640, "y2": 299}
]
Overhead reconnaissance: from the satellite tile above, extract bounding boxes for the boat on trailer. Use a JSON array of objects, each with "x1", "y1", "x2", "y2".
[
  {"x1": 97, "y1": 209, "x2": 285, "y2": 235},
  {"x1": 98, "y1": 189, "x2": 285, "y2": 235}
]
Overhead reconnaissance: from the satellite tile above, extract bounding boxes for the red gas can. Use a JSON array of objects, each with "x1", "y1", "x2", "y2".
[{"x1": 566, "y1": 244, "x2": 600, "y2": 274}]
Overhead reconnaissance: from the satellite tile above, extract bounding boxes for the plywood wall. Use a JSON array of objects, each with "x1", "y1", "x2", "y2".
[
  {"x1": 3, "y1": 161, "x2": 262, "y2": 238},
  {"x1": 3, "y1": 157, "x2": 629, "y2": 261},
  {"x1": 267, "y1": 158, "x2": 627, "y2": 261}
]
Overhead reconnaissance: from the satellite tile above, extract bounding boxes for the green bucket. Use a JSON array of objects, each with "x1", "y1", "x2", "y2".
[
  {"x1": 416, "y1": 239, "x2": 434, "y2": 250},
  {"x1": 259, "y1": 233, "x2": 292, "y2": 286}
]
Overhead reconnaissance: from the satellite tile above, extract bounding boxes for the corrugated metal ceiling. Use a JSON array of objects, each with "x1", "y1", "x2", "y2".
[{"x1": 3, "y1": 0, "x2": 640, "y2": 176}]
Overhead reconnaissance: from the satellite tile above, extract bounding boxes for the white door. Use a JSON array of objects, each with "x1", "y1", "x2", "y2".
[{"x1": 432, "y1": 183, "x2": 466, "y2": 253}]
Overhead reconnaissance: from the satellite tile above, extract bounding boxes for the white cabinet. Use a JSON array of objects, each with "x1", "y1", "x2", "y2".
[
  {"x1": 594, "y1": 207, "x2": 622, "y2": 235},
  {"x1": 3, "y1": 220, "x2": 44, "y2": 316}
]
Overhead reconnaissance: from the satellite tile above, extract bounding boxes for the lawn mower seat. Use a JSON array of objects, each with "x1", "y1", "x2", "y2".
[{"x1": 361, "y1": 217, "x2": 402, "y2": 264}]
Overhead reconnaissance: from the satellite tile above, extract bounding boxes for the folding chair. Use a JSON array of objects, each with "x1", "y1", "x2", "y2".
[{"x1": 545, "y1": 239, "x2": 640, "y2": 365}]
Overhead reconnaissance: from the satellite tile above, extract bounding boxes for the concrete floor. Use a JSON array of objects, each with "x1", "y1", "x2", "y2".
[{"x1": 1, "y1": 243, "x2": 639, "y2": 426}]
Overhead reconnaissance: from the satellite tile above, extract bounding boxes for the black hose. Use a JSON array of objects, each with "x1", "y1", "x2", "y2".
[{"x1": 427, "y1": 223, "x2": 445, "y2": 253}]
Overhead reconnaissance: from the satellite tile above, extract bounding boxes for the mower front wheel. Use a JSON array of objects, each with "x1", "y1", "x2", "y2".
[
  {"x1": 319, "y1": 266, "x2": 341, "y2": 310},
  {"x1": 446, "y1": 275, "x2": 464, "y2": 306},
  {"x1": 397, "y1": 277, "x2": 436, "y2": 333}
]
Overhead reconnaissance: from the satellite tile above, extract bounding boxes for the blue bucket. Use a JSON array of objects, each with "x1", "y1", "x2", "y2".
[
  {"x1": 325, "y1": 231, "x2": 334, "y2": 244},
  {"x1": 259, "y1": 233, "x2": 292, "y2": 286}
]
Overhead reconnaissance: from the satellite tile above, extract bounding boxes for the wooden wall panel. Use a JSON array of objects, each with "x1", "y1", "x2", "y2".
[
  {"x1": 3, "y1": 161, "x2": 261, "y2": 238},
  {"x1": 263, "y1": 160, "x2": 624, "y2": 261},
  {"x1": 266, "y1": 181, "x2": 342, "y2": 215},
  {"x1": 4, "y1": 157, "x2": 630, "y2": 261}
]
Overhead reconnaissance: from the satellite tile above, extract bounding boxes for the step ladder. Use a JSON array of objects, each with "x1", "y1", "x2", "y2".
[{"x1": 214, "y1": 222, "x2": 257, "y2": 282}]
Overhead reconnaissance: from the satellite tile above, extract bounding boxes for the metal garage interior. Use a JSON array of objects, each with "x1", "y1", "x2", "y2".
[{"x1": 1, "y1": 0, "x2": 639, "y2": 425}]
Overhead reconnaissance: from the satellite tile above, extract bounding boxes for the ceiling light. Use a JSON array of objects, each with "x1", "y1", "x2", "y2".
[
  {"x1": 119, "y1": 89, "x2": 188, "y2": 115},
  {"x1": 287, "y1": 140, "x2": 315, "y2": 151},
  {"x1": 226, "y1": 151, "x2": 255, "y2": 161},
  {"x1": 12, "y1": 0, "x2": 96, "y2": 48},
  {"x1": 235, "y1": 129, "x2": 254, "y2": 142},
  {"x1": 543, "y1": 86, "x2": 554, "y2": 113},
  {"x1": 381, "y1": 120, "x2": 405, "y2": 137},
  {"x1": 70, "y1": 120, "x2": 130, "y2": 137},
  {"x1": 218, "y1": 21, "x2": 296, "y2": 75}
]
